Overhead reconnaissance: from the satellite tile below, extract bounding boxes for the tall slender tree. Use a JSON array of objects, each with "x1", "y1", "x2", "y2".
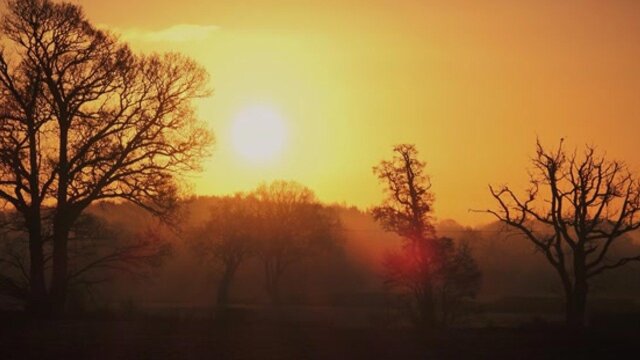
[
  {"x1": 373, "y1": 144, "x2": 481, "y2": 328},
  {"x1": 372, "y1": 144, "x2": 438, "y2": 327}
]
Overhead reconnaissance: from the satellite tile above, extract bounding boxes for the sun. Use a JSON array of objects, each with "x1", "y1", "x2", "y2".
[{"x1": 230, "y1": 105, "x2": 288, "y2": 164}]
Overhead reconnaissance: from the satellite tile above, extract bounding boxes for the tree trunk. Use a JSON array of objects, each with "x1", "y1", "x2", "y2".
[
  {"x1": 50, "y1": 223, "x2": 70, "y2": 316},
  {"x1": 419, "y1": 281, "x2": 437, "y2": 329},
  {"x1": 566, "y1": 282, "x2": 588, "y2": 328},
  {"x1": 216, "y1": 264, "x2": 238, "y2": 308},
  {"x1": 416, "y1": 251, "x2": 437, "y2": 329},
  {"x1": 566, "y1": 250, "x2": 589, "y2": 328},
  {"x1": 26, "y1": 218, "x2": 48, "y2": 317},
  {"x1": 51, "y1": 121, "x2": 70, "y2": 317},
  {"x1": 264, "y1": 258, "x2": 283, "y2": 307},
  {"x1": 25, "y1": 112, "x2": 48, "y2": 317}
]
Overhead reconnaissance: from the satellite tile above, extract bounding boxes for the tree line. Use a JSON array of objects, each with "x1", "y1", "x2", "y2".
[{"x1": 190, "y1": 181, "x2": 342, "y2": 309}]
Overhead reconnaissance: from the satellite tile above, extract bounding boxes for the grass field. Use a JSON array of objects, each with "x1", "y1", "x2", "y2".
[{"x1": 1, "y1": 309, "x2": 638, "y2": 359}]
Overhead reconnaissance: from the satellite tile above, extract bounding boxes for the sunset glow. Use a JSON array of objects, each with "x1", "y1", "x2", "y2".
[
  {"x1": 51, "y1": 1, "x2": 640, "y2": 224},
  {"x1": 3, "y1": 1, "x2": 640, "y2": 357}
]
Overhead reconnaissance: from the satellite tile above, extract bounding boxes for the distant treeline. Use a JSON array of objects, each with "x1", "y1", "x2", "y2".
[{"x1": 4, "y1": 195, "x2": 633, "y2": 314}]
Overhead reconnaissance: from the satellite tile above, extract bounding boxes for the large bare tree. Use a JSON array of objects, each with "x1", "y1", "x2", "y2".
[
  {"x1": 0, "y1": 0, "x2": 212, "y2": 316},
  {"x1": 486, "y1": 140, "x2": 640, "y2": 328}
]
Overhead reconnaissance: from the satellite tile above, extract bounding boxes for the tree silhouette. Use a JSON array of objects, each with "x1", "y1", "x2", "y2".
[
  {"x1": 372, "y1": 144, "x2": 435, "y2": 241},
  {"x1": 372, "y1": 144, "x2": 438, "y2": 327},
  {"x1": 0, "y1": 0, "x2": 211, "y2": 316},
  {"x1": 254, "y1": 181, "x2": 341, "y2": 306},
  {"x1": 373, "y1": 144, "x2": 481, "y2": 328},
  {"x1": 191, "y1": 194, "x2": 259, "y2": 309},
  {"x1": 486, "y1": 139, "x2": 640, "y2": 328}
]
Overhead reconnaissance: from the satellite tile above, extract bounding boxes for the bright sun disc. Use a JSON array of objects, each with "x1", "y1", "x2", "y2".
[{"x1": 231, "y1": 105, "x2": 288, "y2": 164}]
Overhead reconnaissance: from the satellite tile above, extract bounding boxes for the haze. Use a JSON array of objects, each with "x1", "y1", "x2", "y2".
[{"x1": 78, "y1": 0, "x2": 640, "y2": 225}]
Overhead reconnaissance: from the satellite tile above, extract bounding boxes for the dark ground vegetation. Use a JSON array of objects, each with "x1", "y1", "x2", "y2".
[{"x1": 1, "y1": 308, "x2": 638, "y2": 360}]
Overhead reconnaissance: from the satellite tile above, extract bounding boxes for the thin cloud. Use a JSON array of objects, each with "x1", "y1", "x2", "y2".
[{"x1": 111, "y1": 24, "x2": 219, "y2": 43}]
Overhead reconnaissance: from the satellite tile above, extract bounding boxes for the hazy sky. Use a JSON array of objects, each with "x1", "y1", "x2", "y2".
[{"x1": 75, "y1": 0, "x2": 640, "y2": 225}]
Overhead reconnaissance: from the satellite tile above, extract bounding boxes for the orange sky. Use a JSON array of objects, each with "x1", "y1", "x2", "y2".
[{"x1": 76, "y1": 0, "x2": 640, "y2": 226}]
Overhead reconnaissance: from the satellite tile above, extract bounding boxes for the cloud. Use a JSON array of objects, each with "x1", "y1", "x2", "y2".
[{"x1": 113, "y1": 24, "x2": 219, "y2": 43}]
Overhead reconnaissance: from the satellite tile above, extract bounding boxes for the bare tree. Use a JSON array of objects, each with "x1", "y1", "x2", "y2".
[
  {"x1": 0, "y1": 0, "x2": 212, "y2": 316},
  {"x1": 372, "y1": 144, "x2": 438, "y2": 327},
  {"x1": 254, "y1": 181, "x2": 341, "y2": 306},
  {"x1": 192, "y1": 194, "x2": 259, "y2": 309},
  {"x1": 372, "y1": 144, "x2": 435, "y2": 241},
  {"x1": 373, "y1": 144, "x2": 482, "y2": 328},
  {"x1": 486, "y1": 139, "x2": 640, "y2": 328}
]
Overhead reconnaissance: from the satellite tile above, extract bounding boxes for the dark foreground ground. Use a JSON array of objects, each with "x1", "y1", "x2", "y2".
[{"x1": 0, "y1": 312, "x2": 638, "y2": 359}]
